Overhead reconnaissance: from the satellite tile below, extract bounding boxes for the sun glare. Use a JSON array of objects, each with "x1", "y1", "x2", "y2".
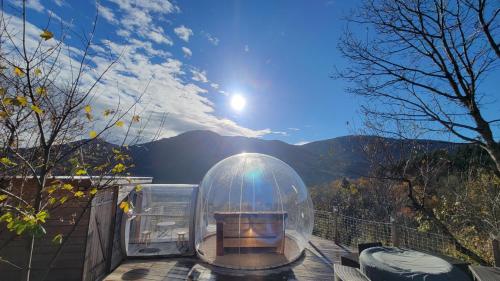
[{"x1": 230, "y1": 94, "x2": 246, "y2": 111}]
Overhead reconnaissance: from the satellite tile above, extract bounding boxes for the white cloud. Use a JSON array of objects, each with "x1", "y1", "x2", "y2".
[
  {"x1": 325, "y1": 0, "x2": 336, "y2": 6},
  {"x1": 107, "y1": 0, "x2": 176, "y2": 46},
  {"x1": 244, "y1": 45, "x2": 250, "y2": 52},
  {"x1": 295, "y1": 141, "x2": 310, "y2": 145},
  {"x1": 9, "y1": 0, "x2": 44, "y2": 12},
  {"x1": 210, "y1": 83, "x2": 219, "y2": 89},
  {"x1": 97, "y1": 3, "x2": 118, "y2": 24},
  {"x1": 52, "y1": 0, "x2": 66, "y2": 7},
  {"x1": 201, "y1": 31, "x2": 219, "y2": 46},
  {"x1": 116, "y1": 29, "x2": 131, "y2": 37},
  {"x1": 191, "y1": 69, "x2": 208, "y2": 83},
  {"x1": 147, "y1": 29, "x2": 173, "y2": 45},
  {"x1": 2, "y1": 4, "x2": 271, "y2": 143},
  {"x1": 288, "y1": 127, "x2": 300, "y2": 131},
  {"x1": 174, "y1": 25, "x2": 193, "y2": 42},
  {"x1": 272, "y1": 131, "x2": 289, "y2": 136},
  {"x1": 181, "y1": 46, "x2": 192, "y2": 57}
]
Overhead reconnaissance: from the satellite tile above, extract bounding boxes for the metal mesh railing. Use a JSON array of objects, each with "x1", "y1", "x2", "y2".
[
  {"x1": 313, "y1": 210, "x2": 456, "y2": 257},
  {"x1": 398, "y1": 224, "x2": 455, "y2": 255}
]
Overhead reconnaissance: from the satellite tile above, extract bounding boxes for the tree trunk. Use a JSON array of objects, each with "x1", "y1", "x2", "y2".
[
  {"x1": 482, "y1": 144, "x2": 500, "y2": 178},
  {"x1": 23, "y1": 235, "x2": 35, "y2": 281},
  {"x1": 24, "y1": 175, "x2": 46, "y2": 281}
]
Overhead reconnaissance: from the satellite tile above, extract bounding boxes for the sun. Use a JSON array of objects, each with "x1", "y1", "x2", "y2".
[{"x1": 230, "y1": 94, "x2": 246, "y2": 111}]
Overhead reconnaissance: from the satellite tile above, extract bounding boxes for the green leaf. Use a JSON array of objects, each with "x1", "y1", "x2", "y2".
[
  {"x1": 52, "y1": 234, "x2": 63, "y2": 244},
  {"x1": 36, "y1": 210, "x2": 49, "y2": 223},
  {"x1": 0, "y1": 212, "x2": 12, "y2": 223},
  {"x1": 15, "y1": 223, "x2": 27, "y2": 235}
]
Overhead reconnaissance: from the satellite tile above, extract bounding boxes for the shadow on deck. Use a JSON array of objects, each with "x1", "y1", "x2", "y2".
[{"x1": 104, "y1": 236, "x2": 350, "y2": 281}]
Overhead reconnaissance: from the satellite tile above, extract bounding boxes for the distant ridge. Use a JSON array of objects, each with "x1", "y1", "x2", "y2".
[{"x1": 125, "y1": 130, "x2": 462, "y2": 185}]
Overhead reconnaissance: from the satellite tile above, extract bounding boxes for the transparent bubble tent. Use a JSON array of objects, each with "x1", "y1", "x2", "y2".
[
  {"x1": 195, "y1": 153, "x2": 314, "y2": 269},
  {"x1": 122, "y1": 184, "x2": 198, "y2": 257}
]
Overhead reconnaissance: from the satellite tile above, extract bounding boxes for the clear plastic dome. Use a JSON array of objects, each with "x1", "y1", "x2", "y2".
[{"x1": 195, "y1": 153, "x2": 314, "y2": 269}]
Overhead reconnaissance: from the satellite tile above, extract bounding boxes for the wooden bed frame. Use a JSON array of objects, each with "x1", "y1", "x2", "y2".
[{"x1": 214, "y1": 211, "x2": 288, "y2": 256}]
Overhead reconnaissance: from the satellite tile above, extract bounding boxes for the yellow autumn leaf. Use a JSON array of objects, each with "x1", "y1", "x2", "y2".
[
  {"x1": 111, "y1": 163, "x2": 126, "y2": 173},
  {"x1": 74, "y1": 191, "x2": 84, "y2": 198},
  {"x1": 115, "y1": 120, "x2": 124, "y2": 127},
  {"x1": 35, "y1": 87, "x2": 47, "y2": 96},
  {"x1": 135, "y1": 185, "x2": 143, "y2": 192},
  {"x1": 34, "y1": 68, "x2": 42, "y2": 76},
  {"x1": 60, "y1": 196, "x2": 68, "y2": 204},
  {"x1": 0, "y1": 157, "x2": 16, "y2": 166},
  {"x1": 89, "y1": 130, "x2": 97, "y2": 139},
  {"x1": 46, "y1": 186, "x2": 57, "y2": 194},
  {"x1": 132, "y1": 115, "x2": 140, "y2": 122},
  {"x1": 48, "y1": 197, "x2": 57, "y2": 205},
  {"x1": 119, "y1": 201, "x2": 130, "y2": 213},
  {"x1": 0, "y1": 195, "x2": 7, "y2": 201},
  {"x1": 84, "y1": 105, "x2": 91, "y2": 113},
  {"x1": 103, "y1": 109, "x2": 114, "y2": 117},
  {"x1": 62, "y1": 184, "x2": 73, "y2": 191},
  {"x1": 3, "y1": 97, "x2": 12, "y2": 105},
  {"x1": 40, "y1": 30, "x2": 54, "y2": 40},
  {"x1": 85, "y1": 112, "x2": 93, "y2": 121},
  {"x1": 75, "y1": 169, "x2": 87, "y2": 176},
  {"x1": 14, "y1": 67, "x2": 24, "y2": 77},
  {"x1": 90, "y1": 188, "x2": 98, "y2": 195},
  {"x1": 16, "y1": 96, "x2": 27, "y2": 106},
  {"x1": 31, "y1": 105, "x2": 43, "y2": 115}
]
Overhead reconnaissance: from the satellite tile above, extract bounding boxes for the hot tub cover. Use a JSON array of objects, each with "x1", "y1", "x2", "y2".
[{"x1": 359, "y1": 247, "x2": 471, "y2": 281}]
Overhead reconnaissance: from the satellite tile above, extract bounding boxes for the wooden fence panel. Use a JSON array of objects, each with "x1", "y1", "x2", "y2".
[{"x1": 82, "y1": 188, "x2": 117, "y2": 281}]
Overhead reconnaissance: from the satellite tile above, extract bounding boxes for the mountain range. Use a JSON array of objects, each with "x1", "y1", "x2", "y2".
[{"x1": 125, "y1": 130, "x2": 461, "y2": 186}]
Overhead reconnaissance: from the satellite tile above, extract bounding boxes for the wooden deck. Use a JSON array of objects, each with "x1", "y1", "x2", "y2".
[{"x1": 104, "y1": 235, "x2": 349, "y2": 281}]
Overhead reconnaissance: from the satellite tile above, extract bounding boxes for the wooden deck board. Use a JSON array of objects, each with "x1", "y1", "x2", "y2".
[
  {"x1": 309, "y1": 235, "x2": 352, "y2": 265},
  {"x1": 103, "y1": 235, "x2": 349, "y2": 280}
]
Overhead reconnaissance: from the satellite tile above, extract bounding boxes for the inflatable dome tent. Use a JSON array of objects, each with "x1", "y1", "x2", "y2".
[{"x1": 195, "y1": 153, "x2": 314, "y2": 269}]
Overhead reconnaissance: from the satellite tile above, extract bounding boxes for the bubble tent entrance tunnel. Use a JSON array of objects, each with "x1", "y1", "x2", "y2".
[{"x1": 195, "y1": 153, "x2": 314, "y2": 269}]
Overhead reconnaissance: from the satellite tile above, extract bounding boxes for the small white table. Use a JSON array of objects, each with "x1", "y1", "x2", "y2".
[{"x1": 156, "y1": 221, "x2": 175, "y2": 240}]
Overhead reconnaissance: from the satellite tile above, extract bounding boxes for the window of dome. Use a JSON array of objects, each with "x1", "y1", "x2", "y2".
[
  {"x1": 195, "y1": 153, "x2": 314, "y2": 269},
  {"x1": 122, "y1": 184, "x2": 198, "y2": 257}
]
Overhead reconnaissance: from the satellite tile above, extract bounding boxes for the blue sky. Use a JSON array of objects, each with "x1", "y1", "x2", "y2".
[{"x1": 5, "y1": 0, "x2": 498, "y2": 144}]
